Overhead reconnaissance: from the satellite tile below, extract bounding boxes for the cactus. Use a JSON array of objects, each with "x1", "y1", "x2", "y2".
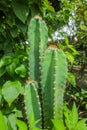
[
  {"x1": 40, "y1": 45, "x2": 67, "y2": 129},
  {"x1": 23, "y1": 16, "x2": 68, "y2": 130},
  {"x1": 24, "y1": 80, "x2": 41, "y2": 128},
  {"x1": 27, "y1": 16, "x2": 48, "y2": 81}
]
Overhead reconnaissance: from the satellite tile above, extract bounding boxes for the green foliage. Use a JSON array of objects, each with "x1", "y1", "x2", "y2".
[
  {"x1": 52, "y1": 120, "x2": 65, "y2": 130},
  {"x1": 63, "y1": 0, "x2": 87, "y2": 119},
  {"x1": 0, "y1": 55, "x2": 12, "y2": 68},
  {"x1": 0, "y1": 112, "x2": 28, "y2": 130},
  {"x1": 52, "y1": 103, "x2": 87, "y2": 130},
  {"x1": 0, "y1": 111, "x2": 6, "y2": 130},
  {"x1": 16, "y1": 119, "x2": 27, "y2": 130},
  {"x1": 2, "y1": 80, "x2": 22, "y2": 106},
  {"x1": 7, "y1": 114, "x2": 17, "y2": 130},
  {"x1": 15, "y1": 64, "x2": 27, "y2": 78},
  {"x1": 65, "y1": 87, "x2": 87, "y2": 119},
  {"x1": 12, "y1": 0, "x2": 29, "y2": 23},
  {"x1": 43, "y1": 0, "x2": 55, "y2": 13},
  {"x1": 65, "y1": 103, "x2": 78, "y2": 130},
  {"x1": 67, "y1": 72, "x2": 76, "y2": 87},
  {"x1": 65, "y1": 103, "x2": 87, "y2": 130},
  {"x1": 75, "y1": 0, "x2": 87, "y2": 66}
]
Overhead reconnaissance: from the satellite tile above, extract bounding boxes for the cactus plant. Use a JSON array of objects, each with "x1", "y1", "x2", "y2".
[
  {"x1": 27, "y1": 16, "x2": 48, "y2": 82},
  {"x1": 24, "y1": 80, "x2": 41, "y2": 128},
  {"x1": 23, "y1": 16, "x2": 68, "y2": 130},
  {"x1": 40, "y1": 45, "x2": 67, "y2": 129}
]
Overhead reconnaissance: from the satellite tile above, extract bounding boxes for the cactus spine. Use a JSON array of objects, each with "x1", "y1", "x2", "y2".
[{"x1": 23, "y1": 16, "x2": 68, "y2": 130}]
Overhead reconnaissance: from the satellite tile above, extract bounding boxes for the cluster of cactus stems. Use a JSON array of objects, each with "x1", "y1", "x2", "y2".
[{"x1": 23, "y1": 16, "x2": 68, "y2": 129}]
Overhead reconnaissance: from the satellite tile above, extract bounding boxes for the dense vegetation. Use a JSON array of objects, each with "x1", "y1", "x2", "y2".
[{"x1": 0, "y1": 0, "x2": 87, "y2": 129}]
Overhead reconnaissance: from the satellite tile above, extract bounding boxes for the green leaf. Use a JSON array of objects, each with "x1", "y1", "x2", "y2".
[
  {"x1": 47, "y1": 5, "x2": 55, "y2": 12},
  {"x1": 15, "y1": 64, "x2": 26, "y2": 78},
  {"x1": 0, "y1": 67, "x2": 6, "y2": 77},
  {"x1": 67, "y1": 45, "x2": 79, "y2": 55},
  {"x1": 15, "y1": 109, "x2": 23, "y2": 118},
  {"x1": 84, "y1": 10, "x2": 87, "y2": 22},
  {"x1": 12, "y1": 0, "x2": 29, "y2": 23},
  {"x1": 65, "y1": 51, "x2": 74, "y2": 64},
  {"x1": 0, "y1": 55, "x2": 12, "y2": 68},
  {"x1": 2, "y1": 80, "x2": 22, "y2": 106},
  {"x1": 0, "y1": 93, "x2": 3, "y2": 106},
  {"x1": 67, "y1": 72, "x2": 76, "y2": 87},
  {"x1": 4, "y1": 116, "x2": 8, "y2": 130},
  {"x1": 29, "y1": 112, "x2": 41, "y2": 130},
  {"x1": 43, "y1": 0, "x2": 55, "y2": 12},
  {"x1": 75, "y1": 119, "x2": 87, "y2": 130},
  {"x1": 7, "y1": 114, "x2": 17, "y2": 130},
  {"x1": 6, "y1": 63, "x2": 16, "y2": 76},
  {"x1": 29, "y1": 112, "x2": 35, "y2": 129},
  {"x1": 52, "y1": 120, "x2": 65, "y2": 130},
  {"x1": 65, "y1": 103, "x2": 78, "y2": 130},
  {"x1": 16, "y1": 119, "x2": 27, "y2": 130},
  {"x1": 32, "y1": 128, "x2": 41, "y2": 130},
  {"x1": 16, "y1": 20, "x2": 27, "y2": 34},
  {"x1": 65, "y1": 37, "x2": 69, "y2": 45},
  {"x1": 10, "y1": 26, "x2": 18, "y2": 38},
  {"x1": 80, "y1": 25, "x2": 87, "y2": 32},
  {"x1": 6, "y1": 58, "x2": 19, "y2": 76},
  {"x1": 0, "y1": 111, "x2": 6, "y2": 130}
]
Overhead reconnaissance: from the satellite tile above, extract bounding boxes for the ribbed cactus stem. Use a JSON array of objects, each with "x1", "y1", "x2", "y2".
[
  {"x1": 27, "y1": 16, "x2": 48, "y2": 81},
  {"x1": 40, "y1": 45, "x2": 68, "y2": 129},
  {"x1": 24, "y1": 80, "x2": 41, "y2": 128},
  {"x1": 53, "y1": 48, "x2": 67, "y2": 120},
  {"x1": 26, "y1": 16, "x2": 68, "y2": 129}
]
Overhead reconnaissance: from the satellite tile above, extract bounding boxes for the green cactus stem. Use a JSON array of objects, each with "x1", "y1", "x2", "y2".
[
  {"x1": 24, "y1": 80, "x2": 41, "y2": 128},
  {"x1": 27, "y1": 16, "x2": 48, "y2": 82},
  {"x1": 26, "y1": 16, "x2": 68, "y2": 130},
  {"x1": 40, "y1": 45, "x2": 68, "y2": 129}
]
